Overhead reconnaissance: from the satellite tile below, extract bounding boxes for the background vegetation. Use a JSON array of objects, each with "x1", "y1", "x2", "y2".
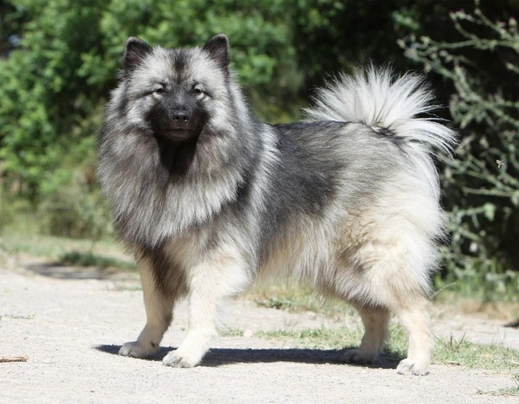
[{"x1": 1, "y1": 0, "x2": 518, "y2": 299}]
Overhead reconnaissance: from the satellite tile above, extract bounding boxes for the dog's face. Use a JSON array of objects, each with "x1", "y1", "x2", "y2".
[
  {"x1": 99, "y1": 34, "x2": 257, "y2": 243},
  {"x1": 121, "y1": 35, "x2": 232, "y2": 144}
]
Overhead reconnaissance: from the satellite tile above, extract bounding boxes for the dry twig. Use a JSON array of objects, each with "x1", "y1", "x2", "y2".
[{"x1": 0, "y1": 355, "x2": 28, "y2": 363}]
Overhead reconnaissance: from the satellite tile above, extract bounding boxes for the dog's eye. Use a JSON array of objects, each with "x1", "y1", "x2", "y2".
[
  {"x1": 154, "y1": 87, "x2": 165, "y2": 95},
  {"x1": 193, "y1": 87, "x2": 204, "y2": 98}
]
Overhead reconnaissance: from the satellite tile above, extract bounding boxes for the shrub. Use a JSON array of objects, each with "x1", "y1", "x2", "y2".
[{"x1": 400, "y1": 1, "x2": 519, "y2": 298}]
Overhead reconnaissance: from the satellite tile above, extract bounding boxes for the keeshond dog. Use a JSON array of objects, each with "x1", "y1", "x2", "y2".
[{"x1": 98, "y1": 34, "x2": 456, "y2": 375}]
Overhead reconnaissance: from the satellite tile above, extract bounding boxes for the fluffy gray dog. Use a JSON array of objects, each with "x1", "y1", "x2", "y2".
[{"x1": 98, "y1": 34, "x2": 456, "y2": 375}]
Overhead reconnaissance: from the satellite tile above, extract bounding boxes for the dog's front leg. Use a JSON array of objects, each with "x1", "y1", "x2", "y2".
[
  {"x1": 119, "y1": 255, "x2": 180, "y2": 359},
  {"x1": 163, "y1": 251, "x2": 251, "y2": 368}
]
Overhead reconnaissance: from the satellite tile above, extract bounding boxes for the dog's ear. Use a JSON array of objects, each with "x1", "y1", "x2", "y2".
[
  {"x1": 124, "y1": 37, "x2": 153, "y2": 71},
  {"x1": 203, "y1": 34, "x2": 230, "y2": 73}
]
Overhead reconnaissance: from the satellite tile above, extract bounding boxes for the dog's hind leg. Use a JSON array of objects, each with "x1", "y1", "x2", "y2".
[
  {"x1": 119, "y1": 257, "x2": 179, "y2": 359},
  {"x1": 393, "y1": 298, "x2": 433, "y2": 376},
  {"x1": 333, "y1": 223, "x2": 436, "y2": 375},
  {"x1": 343, "y1": 306, "x2": 390, "y2": 364}
]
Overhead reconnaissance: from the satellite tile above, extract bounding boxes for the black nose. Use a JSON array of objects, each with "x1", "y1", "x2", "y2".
[{"x1": 173, "y1": 111, "x2": 189, "y2": 123}]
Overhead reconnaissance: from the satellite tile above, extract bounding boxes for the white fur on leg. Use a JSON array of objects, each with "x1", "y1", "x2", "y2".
[
  {"x1": 343, "y1": 307, "x2": 389, "y2": 364},
  {"x1": 162, "y1": 245, "x2": 251, "y2": 368},
  {"x1": 119, "y1": 341, "x2": 156, "y2": 358},
  {"x1": 119, "y1": 322, "x2": 162, "y2": 358},
  {"x1": 163, "y1": 331, "x2": 214, "y2": 368},
  {"x1": 162, "y1": 291, "x2": 218, "y2": 368},
  {"x1": 119, "y1": 341, "x2": 153, "y2": 358},
  {"x1": 395, "y1": 302, "x2": 433, "y2": 376},
  {"x1": 397, "y1": 358, "x2": 430, "y2": 376},
  {"x1": 161, "y1": 289, "x2": 221, "y2": 368}
]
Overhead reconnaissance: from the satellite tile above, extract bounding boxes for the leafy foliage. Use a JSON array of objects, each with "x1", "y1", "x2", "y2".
[
  {"x1": 0, "y1": 0, "x2": 424, "y2": 227},
  {"x1": 400, "y1": 1, "x2": 519, "y2": 297},
  {"x1": 0, "y1": 0, "x2": 105, "y2": 201},
  {"x1": 1, "y1": 0, "x2": 519, "y2": 297}
]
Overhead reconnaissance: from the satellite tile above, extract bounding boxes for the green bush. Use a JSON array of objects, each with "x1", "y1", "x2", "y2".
[
  {"x1": 1, "y1": 0, "x2": 446, "y2": 208},
  {"x1": 2, "y1": 0, "x2": 518, "y2": 301},
  {"x1": 0, "y1": 0, "x2": 416, "y2": 239},
  {"x1": 0, "y1": 0, "x2": 304, "y2": 237},
  {"x1": 0, "y1": 0, "x2": 304, "y2": 206},
  {"x1": 37, "y1": 180, "x2": 112, "y2": 240},
  {"x1": 400, "y1": 1, "x2": 519, "y2": 298}
]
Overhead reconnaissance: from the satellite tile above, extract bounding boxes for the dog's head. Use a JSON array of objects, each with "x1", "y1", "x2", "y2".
[
  {"x1": 120, "y1": 34, "x2": 231, "y2": 144},
  {"x1": 101, "y1": 34, "x2": 258, "y2": 177}
]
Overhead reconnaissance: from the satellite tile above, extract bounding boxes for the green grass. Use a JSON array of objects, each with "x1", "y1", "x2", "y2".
[
  {"x1": 434, "y1": 274, "x2": 519, "y2": 304},
  {"x1": 248, "y1": 281, "x2": 356, "y2": 318},
  {"x1": 59, "y1": 250, "x2": 136, "y2": 270},
  {"x1": 0, "y1": 233, "x2": 135, "y2": 270},
  {"x1": 221, "y1": 328, "x2": 246, "y2": 337},
  {"x1": 490, "y1": 376, "x2": 519, "y2": 396},
  {"x1": 247, "y1": 278, "x2": 519, "y2": 395},
  {"x1": 434, "y1": 335, "x2": 519, "y2": 373},
  {"x1": 255, "y1": 326, "x2": 519, "y2": 395},
  {"x1": 255, "y1": 324, "x2": 519, "y2": 375},
  {"x1": 255, "y1": 326, "x2": 364, "y2": 350}
]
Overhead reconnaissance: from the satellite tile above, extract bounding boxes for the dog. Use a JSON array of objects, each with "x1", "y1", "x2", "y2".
[{"x1": 97, "y1": 34, "x2": 456, "y2": 375}]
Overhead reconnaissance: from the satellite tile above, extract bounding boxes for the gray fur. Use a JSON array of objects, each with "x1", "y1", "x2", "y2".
[{"x1": 98, "y1": 35, "x2": 457, "y2": 374}]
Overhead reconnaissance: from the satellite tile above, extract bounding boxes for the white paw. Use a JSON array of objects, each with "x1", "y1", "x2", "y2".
[
  {"x1": 119, "y1": 340, "x2": 157, "y2": 359},
  {"x1": 343, "y1": 348, "x2": 378, "y2": 364},
  {"x1": 397, "y1": 358, "x2": 430, "y2": 376},
  {"x1": 162, "y1": 345, "x2": 206, "y2": 368}
]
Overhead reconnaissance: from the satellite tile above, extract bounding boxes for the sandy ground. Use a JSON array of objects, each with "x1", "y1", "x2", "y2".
[{"x1": 1, "y1": 263, "x2": 518, "y2": 403}]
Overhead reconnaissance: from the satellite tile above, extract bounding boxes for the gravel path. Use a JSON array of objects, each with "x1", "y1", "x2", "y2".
[{"x1": 1, "y1": 265, "x2": 518, "y2": 403}]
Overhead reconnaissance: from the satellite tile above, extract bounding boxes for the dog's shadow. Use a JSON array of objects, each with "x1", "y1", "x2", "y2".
[{"x1": 95, "y1": 344, "x2": 403, "y2": 369}]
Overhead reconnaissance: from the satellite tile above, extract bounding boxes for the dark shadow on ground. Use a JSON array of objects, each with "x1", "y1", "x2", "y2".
[
  {"x1": 505, "y1": 319, "x2": 519, "y2": 328},
  {"x1": 23, "y1": 249, "x2": 136, "y2": 281},
  {"x1": 94, "y1": 344, "x2": 403, "y2": 369},
  {"x1": 24, "y1": 262, "x2": 137, "y2": 281}
]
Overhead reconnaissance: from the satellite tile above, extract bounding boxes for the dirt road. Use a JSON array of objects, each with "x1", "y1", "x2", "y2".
[{"x1": 1, "y1": 265, "x2": 518, "y2": 403}]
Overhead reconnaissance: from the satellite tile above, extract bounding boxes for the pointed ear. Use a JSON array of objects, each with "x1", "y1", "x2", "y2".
[
  {"x1": 124, "y1": 37, "x2": 153, "y2": 71},
  {"x1": 202, "y1": 34, "x2": 230, "y2": 72}
]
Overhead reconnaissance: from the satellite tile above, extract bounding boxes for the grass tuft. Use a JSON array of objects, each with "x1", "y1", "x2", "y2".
[
  {"x1": 0, "y1": 234, "x2": 135, "y2": 271},
  {"x1": 255, "y1": 324, "x2": 519, "y2": 378},
  {"x1": 58, "y1": 250, "x2": 136, "y2": 270},
  {"x1": 434, "y1": 335, "x2": 519, "y2": 373}
]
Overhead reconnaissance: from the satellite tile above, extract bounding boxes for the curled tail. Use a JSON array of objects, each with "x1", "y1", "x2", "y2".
[{"x1": 304, "y1": 67, "x2": 457, "y2": 155}]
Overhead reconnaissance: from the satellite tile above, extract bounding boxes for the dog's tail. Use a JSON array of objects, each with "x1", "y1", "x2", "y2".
[{"x1": 304, "y1": 66, "x2": 457, "y2": 155}]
